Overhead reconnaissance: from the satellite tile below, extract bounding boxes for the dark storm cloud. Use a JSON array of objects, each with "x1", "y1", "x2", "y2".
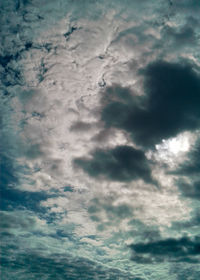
[
  {"x1": 74, "y1": 145, "x2": 154, "y2": 183},
  {"x1": 129, "y1": 236, "x2": 200, "y2": 263},
  {"x1": 101, "y1": 61, "x2": 200, "y2": 148}
]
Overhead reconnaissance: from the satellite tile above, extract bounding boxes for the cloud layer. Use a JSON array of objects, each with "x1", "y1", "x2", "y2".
[{"x1": 1, "y1": 0, "x2": 200, "y2": 279}]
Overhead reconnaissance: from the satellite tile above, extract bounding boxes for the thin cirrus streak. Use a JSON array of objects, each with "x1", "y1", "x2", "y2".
[{"x1": 1, "y1": 0, "x2": 200, "y2": 279}]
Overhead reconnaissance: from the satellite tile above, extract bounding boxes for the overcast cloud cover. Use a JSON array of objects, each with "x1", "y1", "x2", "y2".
[{"x1": 1, "y1": 0, "x2": 200, "y2": 279}]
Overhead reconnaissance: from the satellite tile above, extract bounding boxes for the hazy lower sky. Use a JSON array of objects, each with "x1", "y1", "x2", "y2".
[{"x1": 1, "y1": 1, "x2": 200, "y2": 279}]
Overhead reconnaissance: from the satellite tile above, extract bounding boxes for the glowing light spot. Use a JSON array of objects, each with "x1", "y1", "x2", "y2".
[
  {"x1": 157, "y1": 133, "x2": 191, "y2": 155},
  {"x1": 146, "y1": 132, "x2": 197, "y2": 166}
]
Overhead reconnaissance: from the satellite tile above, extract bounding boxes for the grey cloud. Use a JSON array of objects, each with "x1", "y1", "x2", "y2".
[
  {"x1": 172, "y1": 141, "x2": 200, "y2": 177},
  {"x1": 161, "y1": 24, "x2": 197, "y2": 46},
  {"x1": 0, "y1": 154, "x2": 59, "y2": 222},
  {"x1": 171, "y1": 0, "x2": 200, "y2": 11},
  {"x1": 70, "y1": 121, "x2": 93, "y2": 132},
  {"x1": 92, "y1": 127, "x2": 119, "y2": 143},
  {"x1": 101, "y1": 61, "x2": 200, "y2": 148},
  {"x1": 171, "y1": 212, "x2": 200, "y2": 233},
  {"x1": 171, "y1": 140, "x2": 200, "y2": 203},
  {"x1": 128, "y1": 219, "x2": 161, "y2": 242},
  {"x1": 170, "y1": 264, "x2": 200, "y2": 280},
  {"x1": 0, "y1": 211, "x2": 36, "y2": 232},
  {"x1": 74, "y1": 145, "x2": 154, "y2": 183},
  {"x1": 25, "y1": 143, "x2": 44, "y2": 159},
  {"x1": 129, "y1": 236, "x2": 200, "y2": 263},
  {"x1": 176, "y1": 179, "x2": 200, "y2": 200},
  {"x1": 88, "y1": 197, "x2": 133, "y2": 222},
  {"x1": 112, "y1": 23, "x2": 155, "y2": 50}
]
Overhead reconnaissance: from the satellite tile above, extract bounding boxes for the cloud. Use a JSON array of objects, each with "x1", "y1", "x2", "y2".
[
  {"x1": 171, "y1": 140, "x2": 200, "y2": 200},
  {"x1": 0, "y1": 153, "x2": 60, "y2": 224},
  {"x1": 176, "y1": 179, "x2": 200, "y2": 200},
  {"x1": 161, "y1": 23, "x2": 197, "y2": 47},
  {"x1": 0, "y1": 154, "x2": 18, "y2": 189},
  {"x1": 0, "y1": 248, "x2": 144, "y2": 280},
  {"x1": 170, "y1": 212, "x2": 200, "y2": 237},
  {"x1": 74, "y1": 145, "x2": 154, "y2": 183},
  {"x1": 172, "y1": 0, "x2": 200, "y2": 11},
  {"x1": 70, "y1": 121, "x2": 93, "y2": 132},
  {"x1": 0, "y1": 180, "x2": 56, "y2": 218},
  {"x1": 1, "y1": 1, "x2": 200, "y2": 279},
  {"x1": 170, "y1": 264, "x2": 200, "y2": 280},
  {"x1": 87, "y1": 196, "x2": 134, "y2": 230},
  {"x1": 101, "y1": 61, "x2": 200, "y2": 148},
  {"x1": 173, "y1": 141, "x2": 200, "y2": 177},
  {"x1": 129, "y1": 236, "x2": 200, "y2": 263},
  {"x1": 0, "y1": 211, "x2": 37, "y2": 232}
]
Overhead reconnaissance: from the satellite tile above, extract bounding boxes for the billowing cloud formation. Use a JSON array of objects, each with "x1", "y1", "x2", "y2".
[
  {"x1": 129, "y1": 236, "x2": 200, "y2": 263},
  {"x1": 74, "y1": 145, "x2": 154, "y2": 183},
  {"x1": 102, "y1": 61, "x2": 200, "y2": 148}
]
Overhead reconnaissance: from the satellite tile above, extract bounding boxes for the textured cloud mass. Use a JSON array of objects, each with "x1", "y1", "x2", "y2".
[
  {"x1": 1, "y1": 0, "x2": 200, "y2": 279},
  {"x1": 129, "y1": 236, "x2": 200, "y2": 263},
  {"x1": 74, "y1": 145, "x2": 154, "y2": 183},
  {"x1": 101, "y1": 61, "x2": 200, "y2": 148}
]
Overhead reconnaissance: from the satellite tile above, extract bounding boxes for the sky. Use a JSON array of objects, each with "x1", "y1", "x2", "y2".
[{"x1": 0, "y1": 0, "x2": 200, "y2": 279}]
